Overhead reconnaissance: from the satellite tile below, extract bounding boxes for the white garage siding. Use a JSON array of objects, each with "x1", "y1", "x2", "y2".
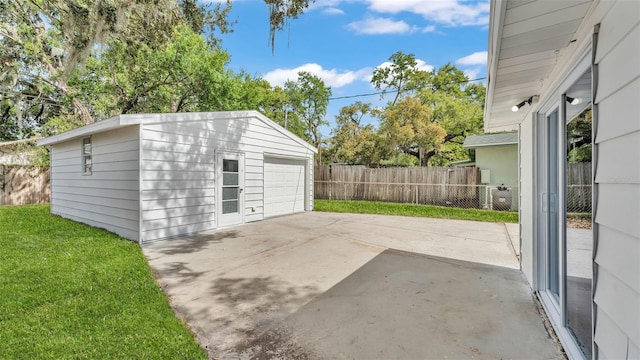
[
  {"x1": 264, "y1": 157, "x2": 307, "y2": 218},
  {"x1": 139, "y1": 122, "x2": 217, "y2": 242},
  {"x1": 139, "y1": 113, "x2": 315, "y2": 243},
  {"x1": 592, "y1": 2, "x2": 640, "y2": 358},
  {"x1": 49, "y1": 125, "x2": 140, "y2": 241}
]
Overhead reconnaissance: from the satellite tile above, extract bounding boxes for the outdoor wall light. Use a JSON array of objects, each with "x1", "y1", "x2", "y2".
[
  {"x1": 511, "y1": 96, "x2": 533, "y2": 112},
  {"x1": 566, "y1": 96, "x2": 583, "y2": 105}
]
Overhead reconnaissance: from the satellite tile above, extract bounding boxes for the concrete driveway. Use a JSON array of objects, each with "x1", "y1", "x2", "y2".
[{"x1": 143, "y1": 212, "x2": 562, "y2": 359}]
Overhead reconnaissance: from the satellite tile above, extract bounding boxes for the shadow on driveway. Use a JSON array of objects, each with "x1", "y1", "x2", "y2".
[{"x1": 238, "y1": 249, "x2": 560, "y2": 359}]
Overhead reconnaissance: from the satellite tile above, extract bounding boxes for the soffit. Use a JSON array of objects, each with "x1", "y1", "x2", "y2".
[{"x1": 485, "y1": 0, "x2": 593, "y2": 131}]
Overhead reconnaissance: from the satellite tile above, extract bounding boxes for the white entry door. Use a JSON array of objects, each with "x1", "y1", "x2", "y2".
[
  {"x1": 264, "y1": 157, "x2": 307, "y2": 218},
  {"x1": 217, "y1": 152, "x2": 244, "y2": 227}
]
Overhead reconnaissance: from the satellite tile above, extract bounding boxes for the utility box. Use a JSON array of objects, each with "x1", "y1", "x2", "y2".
[
  {"x1": 480, "y1": 169, "x2": 491, "y2": 184},
  {"x1": 492, "y1": 186, "x2": 512, "y2": 211}
]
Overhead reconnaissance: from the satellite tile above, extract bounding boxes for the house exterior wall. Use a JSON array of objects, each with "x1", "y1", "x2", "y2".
[
  {"x1": 476, "y1": 144, "x2": 519, "y2": 210},
  {"x1": 139, "y1": 115, "x2": 315, "y2": 243},
  {"x1": 591, "y1": 1, "x2": 640, "y2": 358},
  {"x1": 49, "y1": 125, "x2": 140, "y2": 241},
  {"x1": 513, "y1": 1, "x2": 640, "y2": 357}
]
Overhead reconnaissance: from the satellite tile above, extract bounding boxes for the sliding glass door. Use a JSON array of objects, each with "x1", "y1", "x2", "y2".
[{"x1": 536, "y1": 64, "x2": 593, "y2": 359}]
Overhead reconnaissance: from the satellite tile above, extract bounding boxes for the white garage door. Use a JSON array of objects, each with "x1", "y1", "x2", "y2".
[{"x1": 264, "y1": 157, "x2": 306, "y2": 218}]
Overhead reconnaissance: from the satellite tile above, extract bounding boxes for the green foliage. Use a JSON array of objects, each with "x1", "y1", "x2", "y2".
[
  {"x1": 264, "y1": 0, "x2": 313, "y2": 52},
  {"x1": 348, "y1": 55, "x2": 486, "y2": 167},
  {"x1": 379, "y1": 153, "x2": 419, "y2": 167},
  {"x1": 371, "y1": 51, "x2": 428, "y2": 105},
  {"x1": 0, "y1": 205, "x2": 207, "y2": 359},
  {"x1": 314, "y1": 200, "x2": 518, "y2": 223},
  {"x1": 329, "y1": 101, "x2": 384, "y2": 165},
  {"x1": 427, "y1": 142, "x2": 468, "y2": 167},
  {"x1": 567, "y1": 107, "x2": 592, "y2": 163},
  {"x1": 378, "y1": 96, "x2": 447, "y2": 166},
  {"x1": 75, "y1": 25, "x2": 232, "y2": 117},
  {"x1": 1, "y1": 0, "x2": 304, "y2": 141},
  {"x1": 568, "y1": 143, "x2": 592, "y2": 163},
  {"x1": 285, "y1": 71, "x2": 331, "y2": 150}
]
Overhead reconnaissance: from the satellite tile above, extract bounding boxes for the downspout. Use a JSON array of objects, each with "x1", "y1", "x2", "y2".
[{"x1": 590, "y1": 22, "x2": 600, "y2": 360}]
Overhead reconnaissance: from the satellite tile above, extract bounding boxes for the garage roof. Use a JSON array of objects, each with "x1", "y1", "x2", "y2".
[
  {"x1": 484, "y1": 0, "x2": 594, "y2": 132},
  {"x1": 37, "y1": 111, "x2": 317, "y2": 153}
]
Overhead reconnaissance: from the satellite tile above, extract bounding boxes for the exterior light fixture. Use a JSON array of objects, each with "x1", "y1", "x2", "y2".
[
  {"x1": 566, "y1": 96, "x2": 583, "y2": 105},
  {"x1": 511, "y1": 96, "x2": 534, "y2": 112}
]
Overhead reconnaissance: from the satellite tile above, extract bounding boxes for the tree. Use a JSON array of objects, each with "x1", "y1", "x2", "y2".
[
  {"x1": 378, "y1": 97, "x2": 446, "y2": 166},
  {"x1": 416, "y1": 64, "x2": 484, "y2": 165},
  {"x1": 0, "y1": 0, "x2": 233, "y2": 139},
  {"x1": 567, "y1": 107, "x2": 592, "y2": 163},
  {"x1": 72, "y1": 25, "x2": 231, "y2": 118},
  {"x1": 371, "y1": 51, "x2": 431, "y2": 106},
  {"x1": 264, "y1": 0, "x2": 313, "y2": 52},
  {"x1": 329, "y1": 101, "x2": 383, "y2": 165},
  {"x1": 286, "y1": 72, "x2": 331, "y2": 154}
]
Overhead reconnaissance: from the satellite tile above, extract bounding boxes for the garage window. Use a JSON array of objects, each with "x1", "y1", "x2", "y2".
[{"x1": 82, "y1": 137, "x2": 92, "y2": 175}]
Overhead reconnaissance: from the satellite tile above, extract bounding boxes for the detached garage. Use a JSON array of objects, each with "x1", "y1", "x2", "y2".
[{"x1": 37, "y1": 111, "x2": 317, "y2": 244}]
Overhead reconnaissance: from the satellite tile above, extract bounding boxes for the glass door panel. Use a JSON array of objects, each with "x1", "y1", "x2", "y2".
[
  {"x1": 565, "y1": 105, "x2": 593, "y2": 359},
  {"x1": 547, "y1": 109, "x2": 560, "y2": 300},
  {"x1": 222, "y1": 159, "x2": 239, "y2": 215}
]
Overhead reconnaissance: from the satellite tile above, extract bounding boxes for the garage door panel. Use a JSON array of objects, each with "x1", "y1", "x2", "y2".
[{"x1": 264, "y1": 157, "x2": 306, "y2": 218}]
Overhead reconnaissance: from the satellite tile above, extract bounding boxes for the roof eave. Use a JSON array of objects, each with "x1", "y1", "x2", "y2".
[
  {"x1": 37, "y1": 116, "x2": 125, "y2": 146},
  {"x1": 484, "y1": 0, "x2": 507, "y2": 132},
  {"x1": 463, "y1": 141, "x2": 518, "y2": 149},
  {"x1": 36, "y1": 111, "x2": 318, "y2": 154}
]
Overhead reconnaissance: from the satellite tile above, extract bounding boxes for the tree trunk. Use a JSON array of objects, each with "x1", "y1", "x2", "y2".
[{"x1": 72, "y1": 98, "x2": 94, "y2": 125}]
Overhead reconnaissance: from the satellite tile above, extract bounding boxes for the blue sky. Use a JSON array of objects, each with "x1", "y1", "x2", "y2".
[{"x1": 219, "y1": 0, "x2": 489, "y2": 136}]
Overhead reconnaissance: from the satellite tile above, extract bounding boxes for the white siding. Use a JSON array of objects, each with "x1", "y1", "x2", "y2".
[
  {"x1": 519, "y1": 116, "x2": 534, "y2": 284},
  {"x1": 140, "y1": 115, "x2": 314, "y2": 242},
  {"x1": 50, "y1": 125, "x2": 140, "y2": 241},
  {"x1": 593, "y1": 1, "x2": 640, "y2": 357}
]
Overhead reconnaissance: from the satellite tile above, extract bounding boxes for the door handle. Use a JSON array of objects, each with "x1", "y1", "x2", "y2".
[{"x1": 239, "y1": 188, "x2": 243, "y2": 193}]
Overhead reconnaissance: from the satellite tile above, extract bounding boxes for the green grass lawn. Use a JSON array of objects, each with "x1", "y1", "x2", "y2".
[
  {"x1": 0, "y1": 204, "x2": 207, "y2": 359},
  {"x1": 314, "y1": 199, "x2": 518, "y2": 223}
]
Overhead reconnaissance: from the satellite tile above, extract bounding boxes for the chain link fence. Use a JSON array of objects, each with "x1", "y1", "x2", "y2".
[
  {"x1": 314, "y1": 180, "x2": 519, "y2": 211},
  {"x1": 567, "y1": 184, "x2": 592, "y2": 214}
]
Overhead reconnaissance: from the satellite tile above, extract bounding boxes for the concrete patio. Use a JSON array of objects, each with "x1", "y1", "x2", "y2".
[{"x1": 143, "y1": 212, "x2": 564, "y2": 359}]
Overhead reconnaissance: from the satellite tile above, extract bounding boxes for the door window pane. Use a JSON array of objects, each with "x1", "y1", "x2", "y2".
[
  {"x1": 223, "y1": 173, "x2": 238, "y2": 186},
  {"x1": 222, "y1": 187, "x2": 238, "y2": 201},
  {"x1": 223, "y1": 159, "x2": 238, "y2": 172},
  {"x1": 222, "y1": 200, "x2": 238, "y2": 214}
]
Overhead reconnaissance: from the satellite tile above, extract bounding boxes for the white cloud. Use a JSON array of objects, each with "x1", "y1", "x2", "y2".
[
  {"x1": 462, "y1": 67, "x2": 482, "y2": 81},
  {"x1": 322, "y1": 7, "x2": 345, "y2": 15},
  {"x1": 422, "y1": 25, "x2": 436, "y2": 33},
  {"x1": 363, "y1": 0, "x2": 489, "y2": 27},
  {"x1": 347, "y1": 16, "x2": 419, "y2": 35},
  {"x1": 456, "y1": 51, "x2": 487, "y2": 66},
  {"x1": 263, "y1": 63, "x2": 372, "y2": 88}
]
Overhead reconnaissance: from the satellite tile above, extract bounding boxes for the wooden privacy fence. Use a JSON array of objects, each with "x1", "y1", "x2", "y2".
[
  {"x1": 0, "y1": 166, "x2": 50, "y2": 205},
  {"x1": 315, "y1": 165, "x2": 481, "y2": 208}
]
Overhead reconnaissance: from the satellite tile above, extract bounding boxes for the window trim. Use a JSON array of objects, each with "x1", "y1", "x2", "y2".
[{"x1": 82, "y1": 137, "x2": 92, "y2": 175}]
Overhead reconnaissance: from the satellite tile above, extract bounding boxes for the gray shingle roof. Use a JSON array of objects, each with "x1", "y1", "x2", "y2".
[{"x1": 463, "y1": 132, "x2": 518, "y2": 148}]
